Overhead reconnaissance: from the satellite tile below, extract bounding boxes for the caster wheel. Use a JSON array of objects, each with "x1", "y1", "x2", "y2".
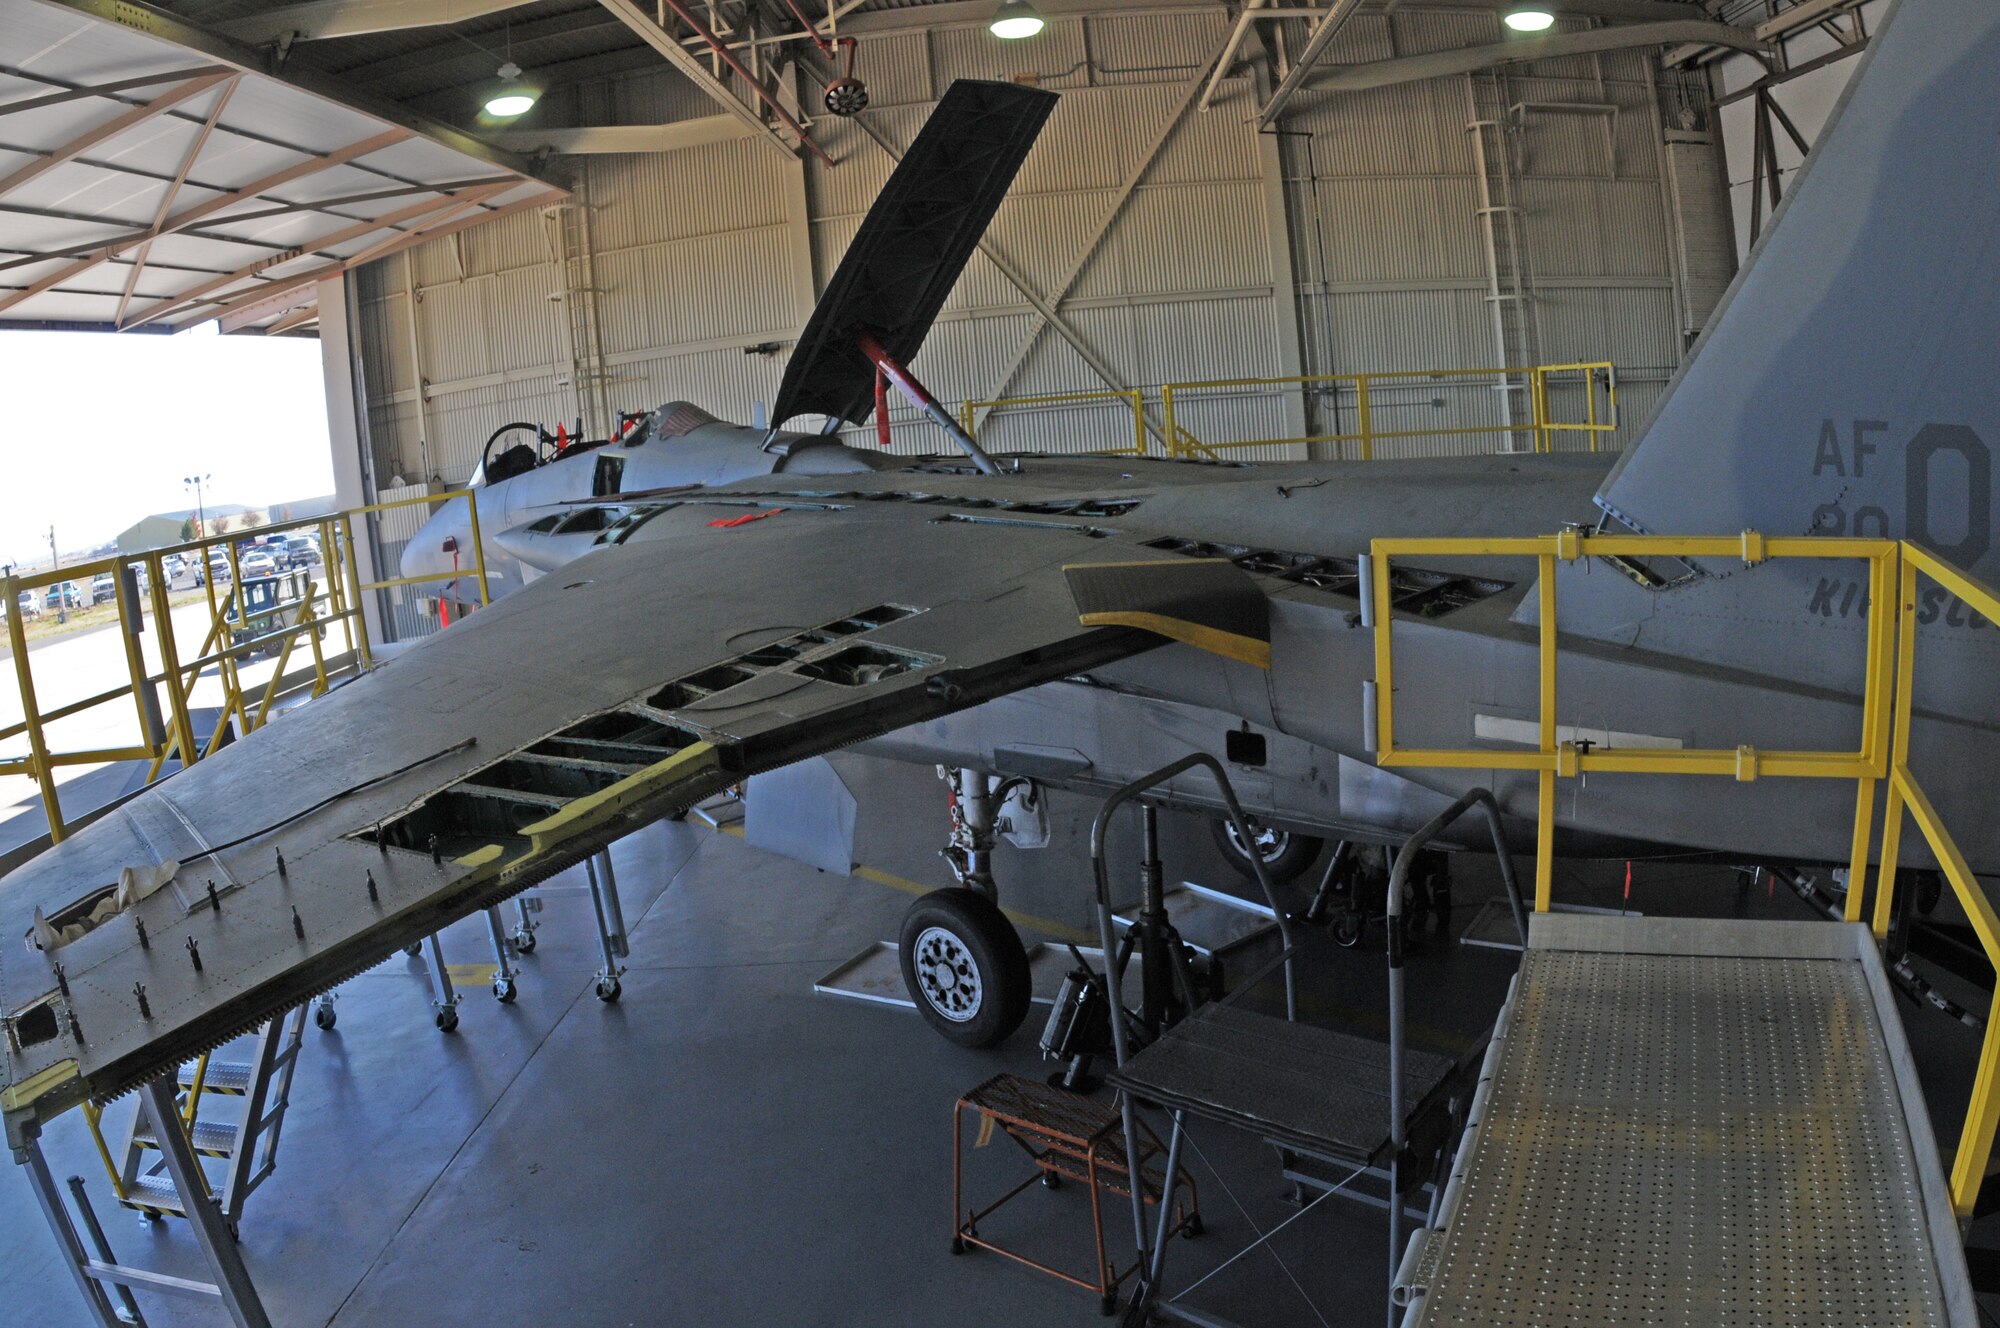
[
  {"x1": 1100, "y1": 1293, "x2": 1119, "y2": 1317},
  {"x1": 1332, "y1": 911, "x2": 1364, "y2": 948},
  {"x1": 435, "y1": 1007, "x2": 459, "y2": 1032},
  {"x1": 513, "y1": 929, "x2": 537, "y2": 955},
  {"x1": 313, "y1": 1003, "x2": 336, "y2": 1031},
  {"x1": 951, "y1": 1235, "x2": 966, "y2": 1255},
  {"x1": 1042, "y1": 1171, "x2": 1062, "y2": 1190},
  {"x1": 1182, "y1": 1213, "x2": 1204, "y2": 1239},
  {"x1": 404, "y1": 943, "x2": 422, "y2": 958},
  {"x1": 492, "y1": 978, "x2": 517, "y2": 1004},
  {"x1": 596, "y1": 976, "x2": 622, "y2": 1003}
]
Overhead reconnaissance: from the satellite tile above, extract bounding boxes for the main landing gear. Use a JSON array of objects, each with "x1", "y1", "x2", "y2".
[{"x1": 898, "y1": 768, "x2": 1033, "y2": 1048}]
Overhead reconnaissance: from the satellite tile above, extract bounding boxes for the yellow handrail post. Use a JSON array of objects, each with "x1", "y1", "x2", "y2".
[
  {"x1": 1129, "y1": 390, "x2": 1145, "y2": 457},
  {"x1": 1873, "y1": 556, "x2": 1922, "y2": 938},
  {"x1": 1535, "y1": 552, "x2": 1559, "y2": 909},
  {"x1": 222, "y1": 541, "x2": 252, "y2": 737},
  {"x1": 2, "y1": 573, "x2": 63, "y2": 841},
  {"x1": 146, "y1": 549, "x2": 198, "y2": 774},
  {"x1": 113, "y1": 561, "x2": 155, "y2": 758},
  {"x1": 1356, "y1": 375, "x2": 1374, "y2": 461},
  {"x1": 80, "y1": 1104, "x2": 129, "y2": 1201},
  {"x1": 1162, "y1": 385, "x2": 1179, "y2": 459},
  {"x1": 463, "y1": 489, "x2": 492, "y2": 607},
  {"x1": 341, "y1": 513, "x2": 375, "y2": 670},
  {"x1": 959, "y1": 400, "x2": 976, "y2": 442},
  {"x1": 1585, "y1": 366, "x2": 1600, "y2": 451}
]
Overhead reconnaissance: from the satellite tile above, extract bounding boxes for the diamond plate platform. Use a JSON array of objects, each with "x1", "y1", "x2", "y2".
[{"x1": 1398, "y1": 915, "x2": 1975, "y2": 1327}]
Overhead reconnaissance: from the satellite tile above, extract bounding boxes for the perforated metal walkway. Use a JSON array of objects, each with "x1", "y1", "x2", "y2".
[{"x1": 1396, "y1": 916, "x2": 1976, "y2": 1327}]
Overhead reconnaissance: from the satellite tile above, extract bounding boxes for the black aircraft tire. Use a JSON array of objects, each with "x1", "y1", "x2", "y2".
[
  {"x1": 1210, "y1": 816, "x2": 1325, "y2": 884},
  {"x1": 899, "y1": 889, "x2": 1032, "y2": 1049}
]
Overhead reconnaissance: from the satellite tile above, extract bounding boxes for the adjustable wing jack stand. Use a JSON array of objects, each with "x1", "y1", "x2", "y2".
[
  {"x1": 484, "y1": 906, "x2": 519, "y2": 1003},
  {"x1": 423, "y1": 932, "x2": 461, "y2": 1032},
  {"x1": 10, "y1": 1089, "x2": 276, "y2": 1328},
  {"x1": 584, "y1": 849, "x2": 628, "y2": 1003}
]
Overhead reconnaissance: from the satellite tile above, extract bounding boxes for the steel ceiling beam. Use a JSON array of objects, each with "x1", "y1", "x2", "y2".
[
  {"x1": 0, "y1": 65, "x2": 230, "y2": 117},
  {"x1": 1300, "y1": 19, "x2": 1766, "y2": 95},
  {"x1": 0, "y1": 71, "x2": 231, "y2": 203},
  {"x1": 123, "y1": 183, "x2": 513, "y2": 328},
  {"x1": 118, "y1": 75, "x2": 240, "y2": 327},
  {"x1": 1256, "y1": 0, "x2": 1369, "y2": 128},
  {"x1": 983, "y1": 58, "x2": 1215, "y2": 408},
  {"x1": 18, "y1": 0, "x2": 559, "y2": 187},
  {"x1": 595, "y1": 0, "x2": 824, "y2": 164},
  {"x1": 0, "y1": 126, "x2": 411, "y2": 314},
  {"x1": 1201, "y1": 0, "x2": 1270, "y2": 113},
  {"x1": 218, "y1": 0, "x2": 539, "y2": 45},
  {"x1": 199, "y1": 186, "x2": 563, "y2": 332},
  {"x1": 483, "y1": 117, "x2": 758, "y2": 155}
]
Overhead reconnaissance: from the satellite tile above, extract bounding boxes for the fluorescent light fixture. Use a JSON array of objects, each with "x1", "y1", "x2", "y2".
[
  {"x1": 1503, "y1": 5, "x2": 1557, "y2": 31},
  {"x1": 989, "y1": 0, "x2": 1045, "y2": 39},
  {"x1": 482, "y1": 61, "x2": 538, "y2": 118}
]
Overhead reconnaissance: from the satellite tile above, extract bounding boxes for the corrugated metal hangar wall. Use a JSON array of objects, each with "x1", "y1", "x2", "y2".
[{"x1": 347, "y1": 6, "x2": 1734, "y2": 491}]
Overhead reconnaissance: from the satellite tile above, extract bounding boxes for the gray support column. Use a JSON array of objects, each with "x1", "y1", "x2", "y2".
[
  {"x1": 136, "y1": 1079, "x2": 272, "y2": 1328},
  {"x1": 317, "y1": 273, "x2": 388, "y2": 647},
  {"x1": 1251, "y1": 62, "x2": 1310, "y2": 451}
]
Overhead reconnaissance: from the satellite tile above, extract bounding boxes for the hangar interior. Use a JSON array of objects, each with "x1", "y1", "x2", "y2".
[{"x1": 5, "y1": 1, "x2": 1999, "y2": 1326}]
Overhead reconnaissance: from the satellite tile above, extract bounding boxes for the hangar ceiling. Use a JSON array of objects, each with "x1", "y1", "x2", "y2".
[
  {"x1": 0, "y1": 0, "x2": 1854, "y2": 335},
  {"x1": 0, "y1": 0, "x2": 564, "y2": 334}
]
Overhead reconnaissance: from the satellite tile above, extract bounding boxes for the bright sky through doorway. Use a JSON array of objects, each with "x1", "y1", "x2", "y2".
[{"x1": 0, "y1": 324, "x2": 334, "y2": 567}]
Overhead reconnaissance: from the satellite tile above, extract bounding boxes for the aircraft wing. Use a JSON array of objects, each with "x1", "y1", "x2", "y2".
[{"x1": 0, "y1": 499, "x2": 1267, "y2": 1121}]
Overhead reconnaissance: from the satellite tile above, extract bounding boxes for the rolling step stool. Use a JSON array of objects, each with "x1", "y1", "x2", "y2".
[{"x1": 953, "y1": 1072, "x2": 1199, "y2": 1316}]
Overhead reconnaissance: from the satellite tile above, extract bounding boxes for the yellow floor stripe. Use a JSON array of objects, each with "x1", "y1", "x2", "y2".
[
  {"x1": 715, "y1": 821, "x2": 1093, "y2": 944},
  {"x1": 444, "y1": 963, "x2": 499, "y2": 984}
]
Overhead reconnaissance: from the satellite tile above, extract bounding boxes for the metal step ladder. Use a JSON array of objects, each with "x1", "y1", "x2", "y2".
[
  {"x1": 1465, "y1": 69, "x2": 1541, "y2": 447},
  {"x1": 106, "y1": 1005, "x2": 306, "y2": 1226}
]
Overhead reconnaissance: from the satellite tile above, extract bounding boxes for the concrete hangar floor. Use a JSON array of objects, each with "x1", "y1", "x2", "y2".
[{"x1": 1, "y1": 753, "x2": 1986, "y2": 1327}]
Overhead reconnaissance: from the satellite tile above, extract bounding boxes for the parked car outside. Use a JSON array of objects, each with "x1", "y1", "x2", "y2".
[
  {"x1": 15, "y1": 591, "x2": 40, "y2": 620},
  {"x1": 90, "y1": 574, "x2": 117, "y2": 604},
  {"x1": 238, "y1": 550, "x2": 278, "y2": 579}
]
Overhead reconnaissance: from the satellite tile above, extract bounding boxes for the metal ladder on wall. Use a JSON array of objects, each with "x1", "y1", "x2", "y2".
[
  {"x1": 99, "y1": 1006, "x2": 307, "y2": 1228},
  {"x1": 1465, "y1": 70, "x2": 1542, "y2": 447},
  {"x1": 546, "y1": 175, "x2": 612, "y2": 441}
]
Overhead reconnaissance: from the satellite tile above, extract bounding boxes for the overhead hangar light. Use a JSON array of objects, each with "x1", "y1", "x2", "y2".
[
  {"x1": 1503, "y1": 5, "x2": 1557, "y2": 32},
  {"x1": 989, "y1": 0, "x2": 1046, "y2": 40},
  {"x1": 483, "y1": 61, "x2": 539, "y2": 119}
]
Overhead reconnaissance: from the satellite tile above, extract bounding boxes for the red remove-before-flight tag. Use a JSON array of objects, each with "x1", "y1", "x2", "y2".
[{"x1": 707, "y1": 509, "x2": 783, "y2": 529}]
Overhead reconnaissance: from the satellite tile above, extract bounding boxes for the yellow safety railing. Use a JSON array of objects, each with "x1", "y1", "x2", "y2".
[
  {"x1": 960, "y1": 389, "x2": 1148, "y2": 457},
  {"x1": 956, "y1": 362, "x2": 1619, "y2": 462},
  {"x1": 1873, "y1": 544, "x2": 2000, "y2": 1212},
  {"x1": 1369, "y1": 530, "x2": 2000, "y2": 1215},
  {"x1": 0, "y1": 488, "x2": 489, "y2": 844},
  {"x1": 1529, "y1": 361, "x2": 1618, "y2": 453}
]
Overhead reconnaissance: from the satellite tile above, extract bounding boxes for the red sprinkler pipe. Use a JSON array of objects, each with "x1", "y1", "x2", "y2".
[
  {"x1": 857, "y1": 331, "x2": 999, "y2": 475},
  {"x1": 874, "y1": 367, "x2": 892, "y2": 448},
  {"x1": 658, "y1": 0, "x2": 834, "y2": 167}
]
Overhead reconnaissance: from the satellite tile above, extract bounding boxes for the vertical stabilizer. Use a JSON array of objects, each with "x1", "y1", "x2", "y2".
[{"x1": 1596, "y1": 0, "x2": 2000, "y2": 578}]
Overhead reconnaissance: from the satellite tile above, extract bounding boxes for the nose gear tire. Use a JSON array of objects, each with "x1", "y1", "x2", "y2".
[{"x1": 898, "y1": 888, "x2": 1031, "y2": 1048}]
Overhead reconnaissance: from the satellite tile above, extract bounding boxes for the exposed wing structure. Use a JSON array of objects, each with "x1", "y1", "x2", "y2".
[{"x1": 0, "y1": 497, "x2": 1190, "y2": 1121}]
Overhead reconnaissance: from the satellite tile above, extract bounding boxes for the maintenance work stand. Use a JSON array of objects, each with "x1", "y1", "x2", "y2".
[{"x1": 1397, "y1": 914, "x2": 1974, "y2": 1324}]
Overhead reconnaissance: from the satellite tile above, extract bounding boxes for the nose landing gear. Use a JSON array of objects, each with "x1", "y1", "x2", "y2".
[{"x1": 897, "y1": 768, "x2": 1032, "y2": 1048}]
